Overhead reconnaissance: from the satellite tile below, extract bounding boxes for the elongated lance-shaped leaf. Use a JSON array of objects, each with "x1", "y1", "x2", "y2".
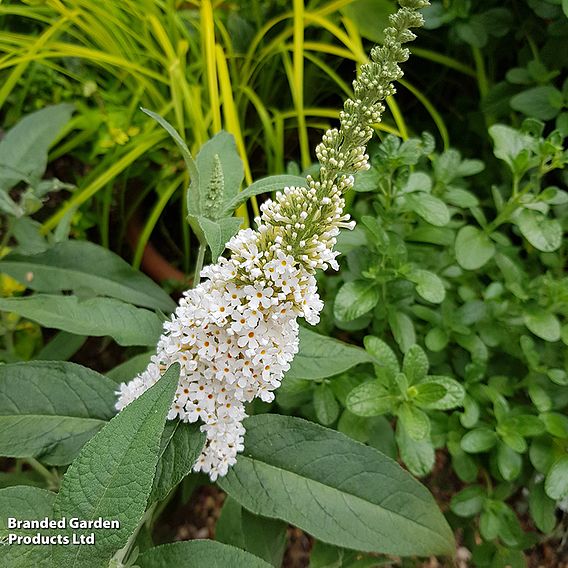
[
  {"x1": 0, "y1": 362, "x2": 117, "y2": 465},
  {"x1": 218, "y1": 414, "x2": 455, "y2": 556},
  {"x1": 0, "y1": 294, "x2": 162, "y2": 346},
  {"x1": 137, "y1": 540, "x2": 272, "y2": 568},
  {"x1": 0, "y1": 241, "x2": 175, "y2": 312},
  {"x1": 286, "y1": 327, "x2": 373, "y2": 380},
  {"x1": 141, "y1": 108, "x2": 200, "y2": 214},
  {"x1": 52, "y1": 364, "x2": 181, "y2": 568},
  {"x1": 0, "y1": 486, "x2": 56, "y2": 568}
]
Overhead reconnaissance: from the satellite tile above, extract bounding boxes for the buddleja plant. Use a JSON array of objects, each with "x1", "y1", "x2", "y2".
[{"x1": 0, "y1": 1, "x2": 458, "y2": 566}]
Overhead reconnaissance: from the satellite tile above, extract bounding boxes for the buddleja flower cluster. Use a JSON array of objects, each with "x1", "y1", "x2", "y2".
[{"x1": 116, "y1": 0, "x2": 429, "y2": 481}]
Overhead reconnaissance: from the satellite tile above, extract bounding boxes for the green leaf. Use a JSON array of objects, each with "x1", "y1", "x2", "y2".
[
  {"x1": 222, "y1": 175, "x2": 307, "y2": 216},
  {"x1": 0, "y1": 104, "x2": 74, "y2": 191},
  {"x1": 489, "y1": 124, "x2": 536, "y2": 171},
  {"x1": 314, "y1": 384, "x2": 340, "y2": 425},
  {"x1": 398, "y1": 403, "x2": 430, "y2": 440},
  {"x1": 461, "y1": 428, "x2": 498, "y2": 453},
  {"x1": 334, "y1": 280, "x2": 380, "y2": 321},
  {"x1": 150, "y1": 421, "x2": 205, "y2": 503},
  {"x1": 396, "y1": 421, "x2": 435, "y2": 477},
  {"x1": 0, "y1": 486, "x2": 56, "y2": 568},
  {"x1": 35, "y1": 331, "x2": 86, "y2": 361},
  {"x1": 415, "y1": 376, "x2": 465, "y2": 410},
  {"x1": 106, "y1": 352, "x2": 153, "y2": 383},
  {"x1": 517, "y1": 209, "x2": 562, "y2": 252},
  {"x1": 523, "y1": 309, "x2": 561, "y2": 342},
  {"x1": 563, "y1": 0, "x2": 568, "y2": 18},
  {"x1": 407, "y1": 269, "x2": 445, "y2": 303},
  {"x1": 402, "y1": 344, "x2": 429, "y2": 383},
  {"x1": 346, "y1": 381, "x2": 397, "y2": 417},
  {"x1": 444, "y1": 187, "x2": 479, "y2": 208},
  {"x1": 219, "y1": 415, "x2": 454, "y2": 556},
  {"x1": 497, "y1": 443, "x2": 523, "y2": 481},
  {"x1": 425, "y1": 327, "x2": 449, "y2": 352},
  {"x1": 138, "y1": 541, "x2": 272, "y2": 568},
  {"x1": 388, "y1": 310, "x2": 416, "y2": 353},
  {"x1": 450, "y1": 485, "x2": 485, "y2": 517},
  {"x1": 0, "y1": 241, "x2": 175, "y2": 312},
  {"x1": 545, "y1": 456, "x2": 568, "y2": 500},
  {"x1": 547, "y1": 368, "x2": 568, "y2": 386},
  {"x1": 412, "y1": 382, "x2": 446, "y2": 406},
  {"x1": 0, "y1": 294, "x2": 162, "y2": 346},
  {"x1": 0, "y1": 362, "x2": 117, "y2": 465},
  {"x1": 196, "y1": 131, "x2": 244, "y2": 213},
  {"x1": 455, "y1": 226, "x2": 495, "y2": 270},
  {"x1": 141, "y1": 108, "x2": 200, "y2": 212},
  {"x1": 287, "y1": 327, "x2": 372, "y2": 380},
  {"x1": 529, "y1": 481, "x2": 556, "y2": 534},
  {"x1": 364, "y1": 335, "x2": 399, "y2": 379},
  {"x1": 404, "y1": 193, "x2": 450, "y2": 226},
  {"x1": 510, "y1": 86, "x2": 563, "y2": 121},
  {"x1": 540, "y1": 412, "x2": 568, "y2": 438},
  {"x1": 196, "y1": 215, "x2": 243, "y2": 261},
  {"x1": 216, "y1": 496, "x2": 287, "y2": 567},
  {"x1": 52, "y1": 364, "x2": 181, "y2": 568}
]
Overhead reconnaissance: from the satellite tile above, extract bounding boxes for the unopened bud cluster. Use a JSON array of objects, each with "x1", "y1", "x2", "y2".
[{"x1": 116, "y1": 0, "x2": 428, "y2": 481}]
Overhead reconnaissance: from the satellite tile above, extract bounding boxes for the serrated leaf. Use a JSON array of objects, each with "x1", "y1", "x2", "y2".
[
  {"x1": 404, "y1": 193, "x2": 450, "y2": 226},
  {"x1": 415, "y1": 376, "x2": 465, "y2": 410},
  {"x1": 364, "y1": 335, "x2": 399, "y2": 379},
  {"x1": 219, "y1": 415, "x2": 454, "y2": 556},
  {"x1": 407, "y1": 269, "x2": 445, "y2": 303},
  {"x1": 286, "y1": 327, "x2": 372, "y2": 380},
  {"x1": 0, "y1": 241, "x2": 175, "y2": 312},
  {"x1": 517, "y1": 209, "x2": 562, "y2": 252},
  {"x1": 138, "y1": 541, "x2": 272, "y2": 568},
  {"x1": 150, "y1": 421, "x2": 205, "y2": 503},
  {"x1": 196, "y1": 215, "x2": 243, "y2": 261},
  {"x1": 222, "y1": 175, "x2": 307, "y2": 215},
  {"x1": 52, "y1": 364, "x2": 181, "y2": 568},
  {"x1": 402, "y1": 345, "x2": 429, "y2": 383},
  {"x1": 455, "y1": 225, "x2": 495, "y2": 270},
  {"x1": 0, "y1": 104, "x2": 74, "y2": 191},
  {"x1": 398, "y1": 404, "x2": 430, "y2": 440},
  {"x1": 0, "y1": 362, "x2": 117, "y2": 465},
  {"x1": 346, "y1": 381, "x2": 396, "y2": 417},
  {"x1": 0, "y1": 486, "x2": 56, "y2": 568},
  {"x1": 396, "y1": 421, "x2": 435, "y2": 477},
  {"x1": 0, "y1": 294, "x2": 162, "y2": 346},
  {"x1": 334, "y1": 280, "x2": 380, "y2": 321}
]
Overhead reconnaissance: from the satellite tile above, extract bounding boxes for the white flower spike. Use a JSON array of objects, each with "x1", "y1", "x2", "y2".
[{"x1": 116, "y1": 0, "x2": 429, "y2": 481}]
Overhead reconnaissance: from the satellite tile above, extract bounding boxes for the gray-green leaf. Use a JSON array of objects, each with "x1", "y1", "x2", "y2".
[
  {"x1": 404, "y1": 193, "x2": 450, "y2": 227},
  {"x1": 286, "y1": 327, "x2": 372, "y2": 380},
  {"x1": 218, "y1": 414, "x2": 454, "y2": 556},
  {"x1": 138, "y1": 541, "x2": 272, "y2": 568},
  {"x1": 517, "y1": 209, "x2": 562, "y2": 252},
  {"x1": 0, "y1": 486, "x2": 56, "y2": 568},
  {"x1": 52, "y1": 364, "x2": 181, "y2": 568},
  {"x1": 0, "y1": 241, "x2": 175, "y2": 311},
  {"x1": 455, "y1": 225, "x2": 495, "y2": 270},
  {"x1": 0, "y1": 362, "x2": 117, "y2": 465},
  {"x1": 334, "y1": 280, "x2": 380, "y2": 322},
  {"x1": 0, "y1": 295, "x2": 162, "y2": 346}
]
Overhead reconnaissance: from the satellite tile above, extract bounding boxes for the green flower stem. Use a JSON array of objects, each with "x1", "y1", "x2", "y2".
[{"x1": 193, "y1": 243, "x2": 207, "y2": 288}]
